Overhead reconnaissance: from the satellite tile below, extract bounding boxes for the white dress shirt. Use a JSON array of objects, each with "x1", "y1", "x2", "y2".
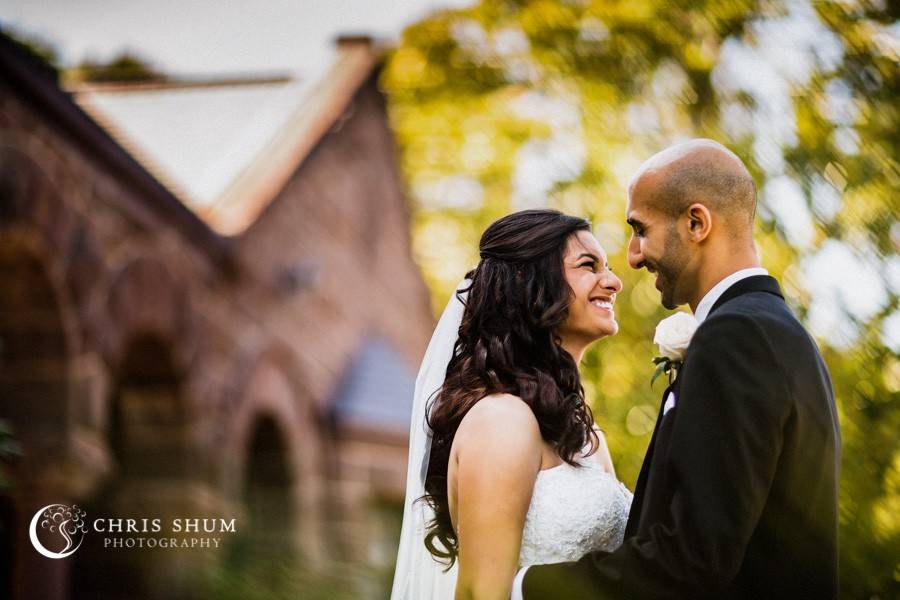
[
  {"x1": 693, "y1": 267, "x2": 768, "y2": 323},
  {"x1": 510, "y1": 266, "x2": 769, "y2": 600}
]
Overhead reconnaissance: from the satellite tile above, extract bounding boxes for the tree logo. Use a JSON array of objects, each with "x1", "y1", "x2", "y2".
[{"x1": 29, "y1": 504, "x2": 89, "y2": 559}]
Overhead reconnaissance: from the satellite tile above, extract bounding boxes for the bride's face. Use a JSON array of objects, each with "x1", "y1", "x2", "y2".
[{"x1": 557, "y1": 231, "x2": 622, "y2": 347}]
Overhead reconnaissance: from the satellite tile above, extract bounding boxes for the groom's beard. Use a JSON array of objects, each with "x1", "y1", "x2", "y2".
[
  {"x1": 656, "y1": 262, "x2": 682, "y2": 310},
  {"x1": 654, "y1": 227, "x2": 689, "y2": 310}
]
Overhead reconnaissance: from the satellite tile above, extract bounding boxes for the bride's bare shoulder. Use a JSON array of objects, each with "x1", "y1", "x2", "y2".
[
  {"x1": 454, "y1": 393, "x2": 543, "y2": 457},
  {"x1": 461, "y1": 392, "x2": 539, "y2": 428}
]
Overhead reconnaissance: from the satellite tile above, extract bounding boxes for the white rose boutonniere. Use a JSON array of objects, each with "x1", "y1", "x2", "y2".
[{"x1": 651, "y1": 312, "x2": 698, "y2": 387}]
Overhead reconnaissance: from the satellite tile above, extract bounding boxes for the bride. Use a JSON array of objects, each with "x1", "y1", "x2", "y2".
[{"x1": 391, "y1": 209, "x2": 633, "y2": 600}]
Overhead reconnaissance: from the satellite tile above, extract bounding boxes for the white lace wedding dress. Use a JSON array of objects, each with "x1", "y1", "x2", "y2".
[{"x1": 518, "y1": 448, "x2": 633, "y2": 567}]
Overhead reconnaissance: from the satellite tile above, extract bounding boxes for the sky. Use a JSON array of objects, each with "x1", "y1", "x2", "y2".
[{"x1": 1, "y1": 0, "x2": 474, "y2": 78}]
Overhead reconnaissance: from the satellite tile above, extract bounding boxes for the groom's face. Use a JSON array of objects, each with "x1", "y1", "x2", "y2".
[{"x1": 626, "y1": 183, "x2": 691, "y2": 310}]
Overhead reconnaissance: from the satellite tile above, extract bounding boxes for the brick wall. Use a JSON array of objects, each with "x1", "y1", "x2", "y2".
[{"x1": 0, "y1": 52, "x2": 431, "y2": 599}]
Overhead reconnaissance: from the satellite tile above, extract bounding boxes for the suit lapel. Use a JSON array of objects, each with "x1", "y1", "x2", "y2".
[
  {"x1": 625, "y1": 378, "x2": 678, "y2": 537},
  {"x1": 708, "y1": 275, "x2": 783, "y2": 316}
]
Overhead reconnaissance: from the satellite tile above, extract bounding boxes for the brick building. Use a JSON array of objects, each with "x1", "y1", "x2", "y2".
[{"x1": 0, "y1": 31, "x2": 432, "y2": 599}]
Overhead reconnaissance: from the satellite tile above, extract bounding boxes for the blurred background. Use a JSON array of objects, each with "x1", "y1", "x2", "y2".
[{"x1": 0, "y1": 0, "x2": 897, "y2": 598}]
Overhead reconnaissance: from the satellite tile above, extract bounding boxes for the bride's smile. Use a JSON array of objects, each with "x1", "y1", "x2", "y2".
[{"x1": 557, "y1": 230, "x2": 622, "y2": 363}]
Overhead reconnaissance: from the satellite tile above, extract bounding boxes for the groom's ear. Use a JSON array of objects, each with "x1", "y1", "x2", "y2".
[{"x1": 685, "y1": 203, "x2": 712, "y2": 242}]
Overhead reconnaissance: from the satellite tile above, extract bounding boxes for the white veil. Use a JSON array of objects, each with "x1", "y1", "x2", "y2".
[{"x1": 390, "y1": 280, "x2": 469, "y2": 600}]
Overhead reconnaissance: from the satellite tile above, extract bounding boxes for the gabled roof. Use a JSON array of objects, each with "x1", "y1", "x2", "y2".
[
  {"x1": 70, "y1": 37, "x2": 382, "y2": 236},
  {"x1": 71, "y1": 76, "x2": 314, "y2": 207}
]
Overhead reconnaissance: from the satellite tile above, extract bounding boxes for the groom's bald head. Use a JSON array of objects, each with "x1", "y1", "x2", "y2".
[
  {"x1": 629, "y1": 139, "x2": 757, "y2": 233},
  {"x1": 626, "y1": 139, "x2": 762, "y2": 309}
]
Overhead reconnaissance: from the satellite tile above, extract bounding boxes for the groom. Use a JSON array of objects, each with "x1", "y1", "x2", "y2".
[{"x1": 515, "y1": 139, "x2": 840, "y2": 599}]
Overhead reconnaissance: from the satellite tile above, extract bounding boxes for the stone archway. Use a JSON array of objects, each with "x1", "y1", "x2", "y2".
[
  {"x1": 224, "y1": 351, "x2": 328, "y2": 569},
  {"x1": 0, "y1": 234, "x2": 78, "y2": 600},
  {"x1": 0, "y1": 139, "x2": 119, "y2": 600},
  {"x1": 243, "y1": 416, "x2": 294, "y2": 555},
  {"x1": 70, "y1": 332, "x2": 188, "y2": 600},
  {"x1": 65, "y1": 239, "x2": 196, "y2": 600},
  {"x1": 110, "y1": 334, "x2": 187, "y2": 482}
]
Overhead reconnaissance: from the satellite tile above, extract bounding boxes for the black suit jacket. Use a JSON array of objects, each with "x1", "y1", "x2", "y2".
[{"x1": 523, "y1": 276, "x2": 840, "y2": 599}]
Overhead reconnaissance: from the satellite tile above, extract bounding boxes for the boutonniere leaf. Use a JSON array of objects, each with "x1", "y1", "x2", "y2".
[{"x1": 651, "y1": 357, "x2": 680, "y2": 388}]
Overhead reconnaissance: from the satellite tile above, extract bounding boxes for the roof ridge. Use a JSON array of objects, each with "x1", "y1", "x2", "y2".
[
  {"x1": 205, "y1": 43, "x2": 380, "y2": 235},
  {"x1": 66, "y1": 74, "x2": 297, "y2": 94}
]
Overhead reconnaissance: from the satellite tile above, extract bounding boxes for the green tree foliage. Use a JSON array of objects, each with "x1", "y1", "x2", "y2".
[
  {"x1": 2, "y1": 27, "x2": 162, "y2": 86},
  {"x1": 383, "y1": 0, "x2": 898, "y2": 595},
  {"x1": 68, "y1": 52, "x2": 166, "y2": 84}
]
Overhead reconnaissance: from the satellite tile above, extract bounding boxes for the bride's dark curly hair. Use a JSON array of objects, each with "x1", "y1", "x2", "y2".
[{"x1": 421, "y1": 208, "x2": 600, "y2": 568}]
